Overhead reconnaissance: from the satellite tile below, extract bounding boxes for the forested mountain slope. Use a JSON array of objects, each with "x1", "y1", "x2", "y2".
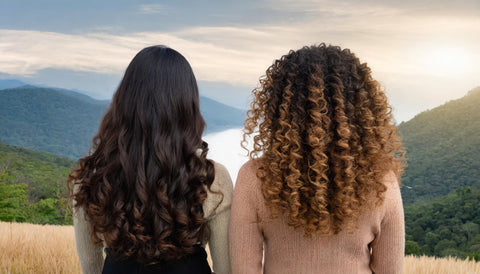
[
  {"x1": 405, "y1": 186, "x2": 480, "y2": 259},
  {"x1": 0, "y1": 85, "x2": 244, "y2": 159},
  {"x1": 399, "y1": 87, "x2": 480, "y2": 204},
  {"x1": 0, "y1": 141, "x2": 74, "y2": 224}
]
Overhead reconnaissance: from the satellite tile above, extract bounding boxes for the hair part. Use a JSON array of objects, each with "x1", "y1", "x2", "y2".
[
  {"x1": 243, "y1": 43, "x2": 405, "y2": 235},
  {"x1": 69, "y1": 45, "x2": 215, "y2": 263}
]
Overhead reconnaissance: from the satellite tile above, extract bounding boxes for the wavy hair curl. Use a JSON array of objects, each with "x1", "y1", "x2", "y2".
[
  {"x1": 243, "y1": 44, "x2": 404, "y2": 235},
  {"x1": 68, "y1": 46, "x2": 215, "y2": 263}
]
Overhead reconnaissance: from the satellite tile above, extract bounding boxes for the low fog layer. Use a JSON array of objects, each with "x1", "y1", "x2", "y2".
[{"x1": 204, "y1": 128, "x2": 250, "y2": 184}]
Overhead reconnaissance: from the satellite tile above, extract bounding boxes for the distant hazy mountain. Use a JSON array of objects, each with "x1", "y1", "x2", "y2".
[
  {"x1": 0, "y1": 85, "x2": 244, "y2": 159},
  {"x1": 0, "y1": 79, "x2": 27, "y2": 90},
  {"x1": 201, "y1": 96, "x2": 245, "y2": 133},
  {"x1": 399, "y1": 87, "x2": 480, "y2": 205}
]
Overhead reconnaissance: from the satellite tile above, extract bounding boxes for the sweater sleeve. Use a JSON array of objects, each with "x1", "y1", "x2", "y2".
[
  {"x1": 205, "y1": 162, "x2": 234, "y2": 274},
  {"x1": 370, "y1": 174, "x2": 405, "y2": 274},
  {"x1": 229, "y1": 161, "x2": 264, "y2": 274},
  {"x1": 73, "y1": 205, "x2": 105, "y2": 274}
]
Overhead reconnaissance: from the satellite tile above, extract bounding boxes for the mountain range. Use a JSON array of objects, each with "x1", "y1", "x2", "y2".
[{"x1": 0, "y1": 81, "x2": 245, "y2": 159}]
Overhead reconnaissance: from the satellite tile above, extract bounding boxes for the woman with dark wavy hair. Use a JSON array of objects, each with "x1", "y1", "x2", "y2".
[
  {"x1": 230, "y1": 44, "x2": 405, "y2": 273},
  {"x1": 69, "y1": 46, "x2": 233, "y2": 274}
]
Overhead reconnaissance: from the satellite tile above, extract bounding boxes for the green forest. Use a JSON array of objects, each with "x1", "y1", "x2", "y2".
[
  {"x1": 399, "y1": 87, "x2": 480, "y2": 205},
  {"x1": 0, "y1": 141, "x2": 74, "y2": 224},
  {"x1": 404, "y1": 187, "x2": 480, "y2": 260},
  {"x1": 0, "y1": 86, "x2": 108, "y2": 159},
  {"x1": 0, "y1": 85, "x2": 244, "y2": 159},
  {"x1": 398, "y1": 87, "x2": 480, "y2": 260}
]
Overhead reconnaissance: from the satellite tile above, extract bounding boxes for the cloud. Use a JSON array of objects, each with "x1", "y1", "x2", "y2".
[
  {"x1": 138, "y1": 4, "x2": 167, "y2": 14},
  {"x1": 0, "y1": 30, "x2": 132, "y2": 75},
  {"x1": 264, "y1": 0, "x2": 480, "y2": 17},
  {"x1": 0, "y1": 28, "x2": 270, "y2": 87},
  {"x1": 1, "y1": 3, "x2": 479, "y2": 122},
  {"x1": 2, "y1": 9, "x2": 478, "y2": 83}
]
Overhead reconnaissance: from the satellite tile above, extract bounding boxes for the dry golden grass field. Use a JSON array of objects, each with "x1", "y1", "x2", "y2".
[{"x1": 1, "y1": 221, "x2": 479, "y2": 274}]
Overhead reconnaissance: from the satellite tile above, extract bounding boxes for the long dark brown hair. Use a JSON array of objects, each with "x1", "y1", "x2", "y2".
[
  {"x1": 243, "y1": 44, "x2": 404, "y2": 235},
  {"x1": 68, "y1": 46, "x2": 215, "y2": 263}
]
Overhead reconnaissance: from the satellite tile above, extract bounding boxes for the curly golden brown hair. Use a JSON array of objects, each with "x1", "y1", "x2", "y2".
[
  {"x1": 243, "y1": 44, "x2": 404, "y2": 235},
  {"x1": 68, "y1": 46, "x2": 215, "y2": 264}
]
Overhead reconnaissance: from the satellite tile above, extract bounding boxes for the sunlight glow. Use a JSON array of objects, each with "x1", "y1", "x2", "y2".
[{"x1": 421, "y1": 47, "x2": 471, "y2": 77}]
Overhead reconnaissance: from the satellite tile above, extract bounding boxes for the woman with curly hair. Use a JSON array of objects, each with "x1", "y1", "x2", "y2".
[
  {"x1": 230, "y1": 44, "x2": 405, "y2": 274},
  {"x1": 69, "y1": 46, "x2": 233, "y2": 274}
]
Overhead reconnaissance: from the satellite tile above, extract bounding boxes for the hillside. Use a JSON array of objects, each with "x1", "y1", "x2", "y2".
[
  {"x1": 0, "y1": 86, "x2": 107, "y2": 159},
  {"x1": 0, "y1": 85, "x2": 244, "y2": 159},
  {"x1": 0, "y1": 79, "x2": 27, "y2": 90},
  {"x1": 404, "y1": 186, "x2": 480, "y2": 259},
  {"x1": 0, "y1": 141, "x2": 74, "y2": 224},
  {"x1": 399, "y1": 87, "x2": 480, "y2": 205},
  {"x1": 201, "y1": 96, "x2": 245, "y2": 133}
]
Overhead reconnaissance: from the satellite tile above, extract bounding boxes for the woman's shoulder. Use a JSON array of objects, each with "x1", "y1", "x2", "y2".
[
  {"x1": 233, "y1": 159, "x2": 264, "y2": 205},
  {"x1": 203, "y1": 160, "x2": 234, "y2": 219},
  {"x1": 211, "y1": 161, "x2": 233, "y2": 192},
  {"x1": 381, "y1": 170, "x2": 402, "y2": 200},
  {"x1": 236, "y1": 159, "x2": 260, "y2": 184},
  {"x1": 374, "y1": 170, "x2": 403, "y2": 218}
]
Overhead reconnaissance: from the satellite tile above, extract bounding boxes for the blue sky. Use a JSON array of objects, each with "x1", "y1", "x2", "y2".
[{"x1": 1, "y1": 0, "x2": 479, "y2": 122}]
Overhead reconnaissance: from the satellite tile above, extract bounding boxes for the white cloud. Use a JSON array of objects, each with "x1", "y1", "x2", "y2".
[
  {"x1": 1, "y1": 5, "x2": 479, "y2": 122},
  {"x1": 2, "y1": 11, "x2": 478, "y2": 84},
  {"x1": 0, "y1": 30, "x2": 133, "y2": 75},
  {"x1": 264, "y1": 0, "x2": 480, "y2": 17},
  {"x1": 0, "y1": 28, "x2": 270, "y2": 87},
  {"x1": 138, "y1": 4, "x2": 167, "y2": 14}
]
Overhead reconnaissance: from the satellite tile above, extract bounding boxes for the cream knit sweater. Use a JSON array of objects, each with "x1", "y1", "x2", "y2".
[
  {"x1": 229, "y1": 160, "x2": 405, "y2": 274},
  {"x1": 74, "y1": 162, "x2": 233, "y2": 274}
]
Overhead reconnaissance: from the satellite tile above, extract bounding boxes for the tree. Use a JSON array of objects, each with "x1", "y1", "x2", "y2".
[
  {"x1": 405, "y1": 240, "x2": 421, "y2": 255},
  {"x1": 0, "y1": 171, "x2": 29, "y2": 222},
  {"x1": 28, "y1": 198, "x2": 64, "y2": 224}
]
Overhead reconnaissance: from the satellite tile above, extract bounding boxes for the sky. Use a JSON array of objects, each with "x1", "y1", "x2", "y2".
[{"x1": 0, "y1": 0, "x2": 479, "y2": 122}]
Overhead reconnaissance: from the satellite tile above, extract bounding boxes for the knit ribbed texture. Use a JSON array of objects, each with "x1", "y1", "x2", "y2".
[
  {"x1": 74, "y1": 161, "x2": 233, "y2": 274},
  {"x1": 73, "y1": 206, "x2": 105, "y2": 273},
  {"x1": 229, "y1": 160, "x2": 404, "y2": 274}
]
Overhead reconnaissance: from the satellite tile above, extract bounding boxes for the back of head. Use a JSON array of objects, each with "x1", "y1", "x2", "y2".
[
  {"x1": 69, "y1": 46, "x2": 215, "y2": 263},
  {"x1": 243, "y1": 44, "x2": 404, "y2": 235}
]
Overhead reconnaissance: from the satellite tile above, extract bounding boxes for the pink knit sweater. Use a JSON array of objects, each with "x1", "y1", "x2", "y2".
[{"x1": 229, "y1": 160, "x2": 405, "y2": 274}]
